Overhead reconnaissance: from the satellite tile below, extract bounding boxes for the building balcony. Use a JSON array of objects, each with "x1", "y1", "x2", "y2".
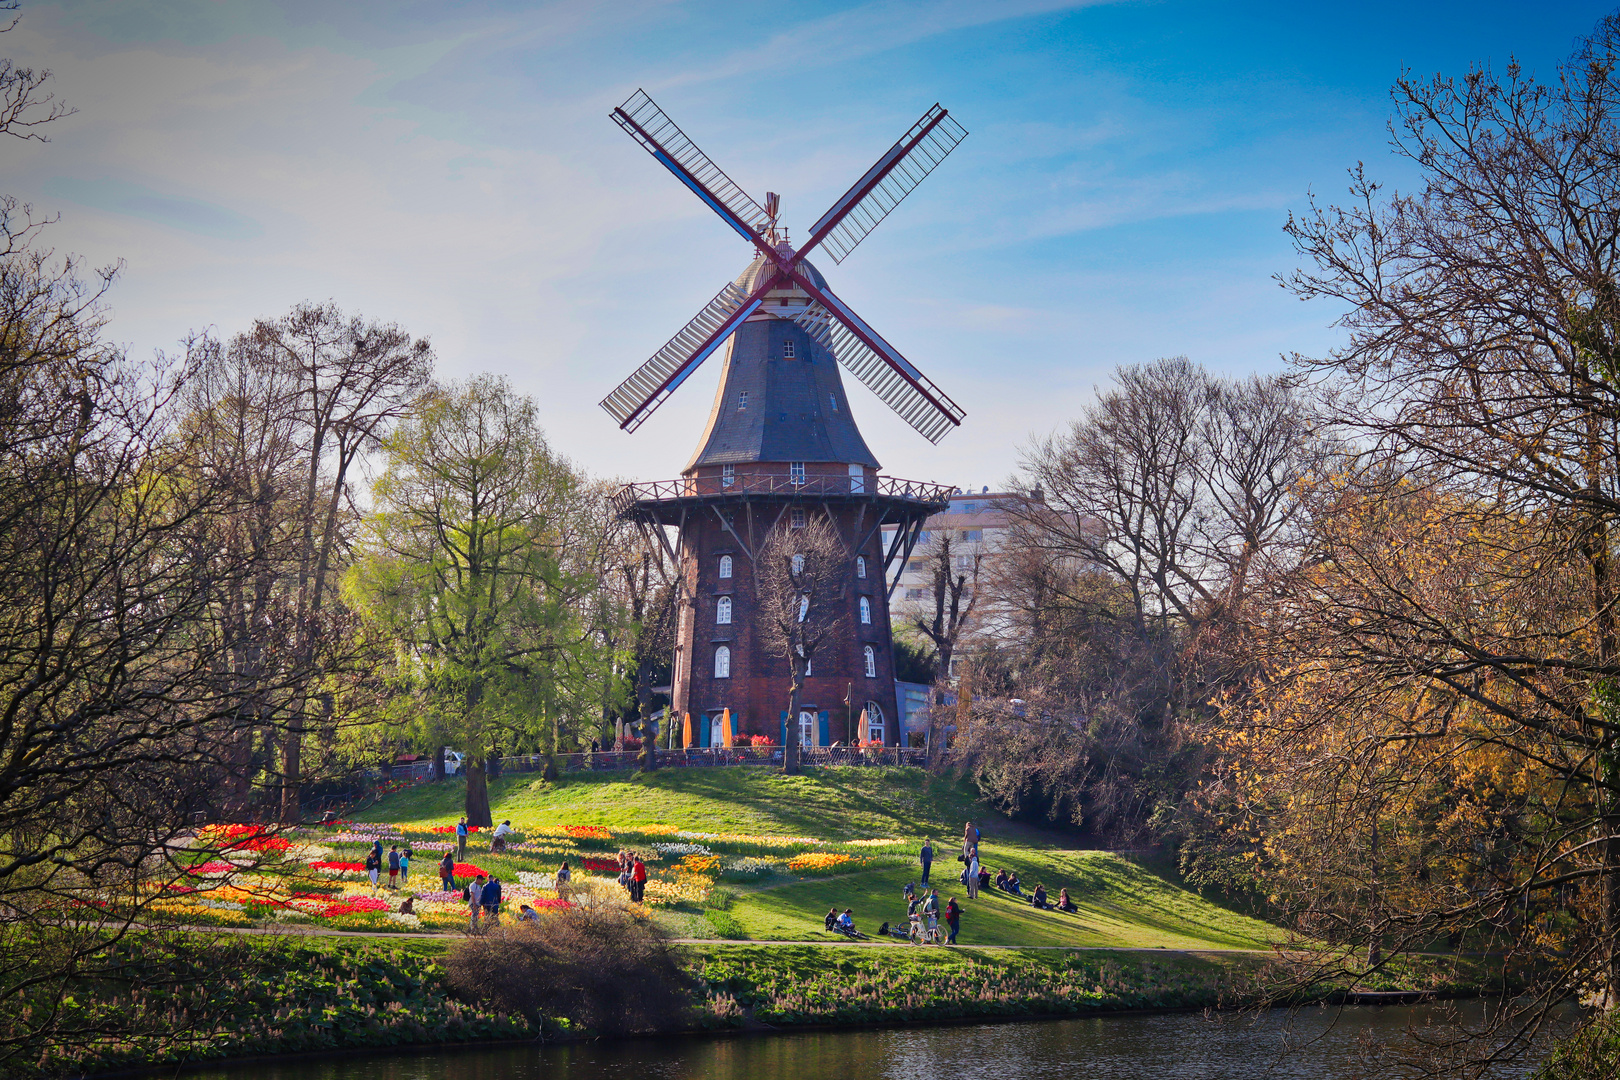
[{"x1": 612, "y1": 473, "x2": 953, "y2": 520}]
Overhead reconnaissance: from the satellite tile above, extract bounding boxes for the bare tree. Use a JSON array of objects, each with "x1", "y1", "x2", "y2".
[
  {"x1": 0, "y1": 2, "x2": 72, "y2": 145},
  {"x1": 900, "y1": 531, "x2": 980, "y2": 768},
  {"x1": 252, "y1": 302, "x2": 431, "y2": 820},
  {"x1": 756, "y1": 515, "x2": 849, "y2": 774}
]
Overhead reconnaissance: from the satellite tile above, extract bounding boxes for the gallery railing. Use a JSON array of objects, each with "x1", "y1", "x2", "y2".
[
  {"x1": 611, "y1": 473, "x2": 955, "y2": 515},
  {"x1": 387, "y1": 744, "x2": 929, "y2": 781}
]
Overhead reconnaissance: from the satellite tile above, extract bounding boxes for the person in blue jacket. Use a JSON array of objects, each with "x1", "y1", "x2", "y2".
[{"x1": 481, "y1": 875, "x2": 503, "y2": 925}]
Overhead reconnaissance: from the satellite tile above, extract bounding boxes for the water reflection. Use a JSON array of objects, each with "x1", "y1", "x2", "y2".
[{"x1": 190, "y1": 1004, "x2": 1547, "y2": 1080}]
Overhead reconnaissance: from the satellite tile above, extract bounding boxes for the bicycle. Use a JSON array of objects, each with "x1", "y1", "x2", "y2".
[{"x1": 908, "y1": 915, "x2": 943, "y2": 945}]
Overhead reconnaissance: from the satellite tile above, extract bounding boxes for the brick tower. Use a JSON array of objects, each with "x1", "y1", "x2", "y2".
[{"x1": 614, "y1": 256, "x2": 949, "y2": 746}]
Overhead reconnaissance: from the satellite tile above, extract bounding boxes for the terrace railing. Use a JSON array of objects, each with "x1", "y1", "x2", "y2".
[
  {"x1": 386, "y1": 744, "x2": 930, "y2": 785},
  {"x1": 612, "y1": 473, "x2": 954, "y2": 515}
]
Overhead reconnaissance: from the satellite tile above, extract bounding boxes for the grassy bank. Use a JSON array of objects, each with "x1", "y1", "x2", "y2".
[{"x1": 38, "y1": 932, "x2": 1500, "y2": 1079}]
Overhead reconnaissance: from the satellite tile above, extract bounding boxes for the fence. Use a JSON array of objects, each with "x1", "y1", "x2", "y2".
[{"x1": 384, "y1": 744, "x2": 928, "y2": 785}]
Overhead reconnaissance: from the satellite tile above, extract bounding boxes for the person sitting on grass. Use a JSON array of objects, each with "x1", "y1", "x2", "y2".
[
  {"x1": 1058, "y1": 887, "x2": 1078, "y2": 913},
  {"x1": 978, "y1": 865, "x2": 992, "y2": 892},
  {"x1": 825, "y1": 907, "x2": 841, "y2": 932},
  {"x1": 835, "y1": 908, "x2": 857, "y2": 937},
  {"x1": 1031, "y1": 883, "x2": 1048, "y2": 909},
  {"x1": 994, "y1": 869, "x2": 1011, "y2": 892},
  {"x1": 1006, "y1": 871, "x2": 1024, "y2": 896}
]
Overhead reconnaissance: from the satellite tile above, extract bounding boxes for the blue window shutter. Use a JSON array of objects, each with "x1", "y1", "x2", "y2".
[
  {"x1": 818, "y1": 711, "x2": 829, "y2": 747},
  {"x1": 780, "y1": 711, "x2": 788, "y2": 747}
]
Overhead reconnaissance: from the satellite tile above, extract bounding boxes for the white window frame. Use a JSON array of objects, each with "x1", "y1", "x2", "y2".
[
  {"x1": 737, "y1": 391, "x2": 748, "y2": 410},
  {"x1": 791, "y1": 553, "x2": 805, "y2": 575},
  {"x1": 848, "y1": 462, "x2": 864, "y2": 494},
  {"x1": 791, "y1": 507, "x2": 806, "y2": 528},
  {"x1": 714, "y1": 645, "x2": 731, "y2": 679},
  {"x1": 797, "y1": 595, "x2": 808, "y2": 622},
  {"x1": 790, "y1": 461, "x2": 806, "y2": 486},
  {"x1": 859, "y1": 596, "x2": 872, "y2": 624},
  {"x1": 716, "y1": 595, "x2": 732, "y2": 624},
  {"x1": 856, "y1": 555, "x2": 867, "y2": 579},
  {"x1": 718, "y1": 554, "x2": 733, "y2": 579},
  {"x1": 782, "y1": 339, "x2": 795, "y2": 358},
  {"x1": 865, "y1": 701, "x2": 885, "y2": 744},
  {"x1": 722, "y1": 464, "x2": 735, "y2": 487},
  {"x1": 863, "y1": 645, "x2": 877, "y2": 678}
]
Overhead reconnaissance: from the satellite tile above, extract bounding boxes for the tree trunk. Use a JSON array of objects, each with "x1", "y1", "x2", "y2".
[
  {"x1": 280, "y1": 721, "x2": 302, "y2": 823},
  {"x1": 784, "y1": 672, "x2": 802, "y2": 775},
  {"x1": 465, "y1": 761, "x2": 493, "y2": 827},
  {"x1": 432, "y1": 744, "x2": 446, "y2": 783}
]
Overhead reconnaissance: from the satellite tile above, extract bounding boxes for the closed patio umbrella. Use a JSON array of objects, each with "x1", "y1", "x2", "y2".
[
  {"x1": 682, "y1": 712, "x2": 692, "y2": 749},
  {"x1": 721, "y1": 708, "x2": 733, "y2": 748}
]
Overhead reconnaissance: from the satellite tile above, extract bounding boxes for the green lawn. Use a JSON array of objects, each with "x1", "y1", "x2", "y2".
[{"x1": 353, "y1": 766, "x2": 1277, "y2": 951}]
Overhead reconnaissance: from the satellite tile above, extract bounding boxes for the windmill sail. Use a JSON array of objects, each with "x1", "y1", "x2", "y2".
[
  {"x1": 612, "y1": 90, "x2": 773, "y2": 243},
  {"x1": 791, "y1": 295, "x2": 964, "y2": 444},
  {"x1": 802, "y1": 105, "x2": 968, "y2": 265},
  {"x1": 600, "y1": 276, "x2": 767, "y2": 432}
]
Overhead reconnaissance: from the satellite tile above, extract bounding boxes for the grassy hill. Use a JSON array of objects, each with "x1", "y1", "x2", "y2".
[{"x1": 353, "y1": 767, "x2": 1276, "y2": 951}]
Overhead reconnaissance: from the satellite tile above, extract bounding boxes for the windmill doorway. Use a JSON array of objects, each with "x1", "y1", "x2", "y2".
[
  {"x1": 799, "y1": 710, "x2": 818, "y2": 748},
  {"x1": 709, "y1": 713, "x2": 725, "y2": 747}
]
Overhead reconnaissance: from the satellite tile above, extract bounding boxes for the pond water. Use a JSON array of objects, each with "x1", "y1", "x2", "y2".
[{"x1": 190, "y1": 1003, "x2": 1555, "y2": 1080}]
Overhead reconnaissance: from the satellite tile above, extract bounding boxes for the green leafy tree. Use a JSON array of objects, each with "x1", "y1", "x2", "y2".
[{"x1": 346, "y1": 375, "x2": 590, "y2": 824}]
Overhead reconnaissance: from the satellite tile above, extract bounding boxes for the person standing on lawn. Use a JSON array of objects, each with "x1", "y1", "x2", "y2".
[
  {"x1": 945, "y1": 896, "x2": 961, "y2": 945},
  {"x1": 966, "y1": 851, "x2": 980, "y2": 899},
  {"x1": 366, "y1": 845, "x2": 382, "y2": 895},
  {"x1": 399, "y1": 849, "x2": 411, "y2": 885},
  {"x1": 387, "y1": 845, "x2": 401, "y2": 889},
  {"x1": 631, "y1": 854, "x2": 648, "y2": 903},
  {"x1": 482, "y1": 875, "x2": 503, "y2": 925},
  {"x1": 919, "y1": 839, "x2": 933, "y2": 885},
  {"x1": 439, "y1": 850, "x2": 456, "y2": 893},
  {"x1": 556, "y1": 860, "x2": 572, "y2": 900},
  {"x1": 467, "y1": 874, "x2": 485, "y2": 930},
  {"x1": 962, "y1": 821, "x2": 980, "y2": 861},
  {"x1": 456, "y1": 818, "x2": 468, "y2": 862}
]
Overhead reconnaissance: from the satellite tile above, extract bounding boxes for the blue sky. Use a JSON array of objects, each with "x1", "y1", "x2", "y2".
[{"x1": 4, "y1": 0, "x2": 1611, "y2": 489}]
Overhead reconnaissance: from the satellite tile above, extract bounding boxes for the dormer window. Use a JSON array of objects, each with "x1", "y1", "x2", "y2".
[
  {"x1": 782, "y1": 340, "x2": 796, "y2": 358},
  {"x1": 790, "y1": 461, "x2": 805, "y2": 486},
  {"x1": 722, "y1": 464, "x2": 734, "y2": 487},
  {"x1": 737, "y1": 392, "x2": 748, "y2": 410}
]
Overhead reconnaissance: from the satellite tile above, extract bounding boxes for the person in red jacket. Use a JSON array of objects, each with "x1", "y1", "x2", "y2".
[
  {"x1": 630, "y1": 855, "x2": 648, "y2": 903},
  {"x1": 944, "y1": 896, "x2": 961, "y2": 945}
]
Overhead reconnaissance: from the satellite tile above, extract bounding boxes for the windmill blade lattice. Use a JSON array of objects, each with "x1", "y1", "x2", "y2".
[
  {"x1": 803, "y1": 105, "x2": 968, "y2": 265},
  {"x1": 600, "y1": 276, "x2": 768, "y2": 431},
  {"x1": 792, "y1": 299, "x2": 964, "y2": 444},
  {"x1": 612, "y1": 90, "x2": 773, "y2": 242}
]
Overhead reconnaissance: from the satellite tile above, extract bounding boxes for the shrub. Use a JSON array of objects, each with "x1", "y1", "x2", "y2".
[{"x1": 444, "y1": 907, "x2": 689, "y2": 1034}]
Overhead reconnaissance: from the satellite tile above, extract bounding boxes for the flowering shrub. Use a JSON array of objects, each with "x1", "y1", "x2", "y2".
[
  {"x1": 678, "y1": 854, "x2": 720, "y2": 876},
  {"x1": 787, "y1": 852, "x2": 861, "y2": 873},
  {"x1": 186, "y1": 862, "x2": 237, "y2": 875},
  {"x1": 748, "y1": 734, "x2": 776, "y2": 746}
]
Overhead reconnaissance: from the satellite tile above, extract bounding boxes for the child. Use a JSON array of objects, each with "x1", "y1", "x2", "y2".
[{"x1": 399, "y1": 849, "x2": 411, "y2": 885}]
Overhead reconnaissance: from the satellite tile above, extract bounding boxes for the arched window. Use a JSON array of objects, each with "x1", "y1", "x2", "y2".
[
  {"x1": 716, "y1": 596, "x2": 732, "y2": 624},
  {"x1": 791, "y1": 553, "x2": 805, "y2": 575},
  {"x1": 856, "y1": 555, "x2": 867, "y2": 579},
  {"x1": 718, "y1": 554, "x2": 732, "y2": 579},
  {"x1": 863, "y1": 644, "x2": 877, "y2": 678},
  {"x1": 865, "y1": 701, "x2": 885, "y2": 744},
  {"x1": 797, "y1": 595, "x2": 808, "y2": 622},
  {"x1": 714, "y1": 646, "x2": 731, "y2": 679},
  {"x1": 859, "y1": 596, "x2": 872, "y2": 625}
]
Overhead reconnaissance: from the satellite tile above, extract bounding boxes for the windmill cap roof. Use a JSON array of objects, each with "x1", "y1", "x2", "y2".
[{"x1": 737, "y1": 252, "x2": 828, "y2": 294}]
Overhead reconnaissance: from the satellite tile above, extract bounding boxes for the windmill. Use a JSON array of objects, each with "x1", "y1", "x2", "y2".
[{"x1": 603, "y1": 90, "x2": 966, "y2": 760}]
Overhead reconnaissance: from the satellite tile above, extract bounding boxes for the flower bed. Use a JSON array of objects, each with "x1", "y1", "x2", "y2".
[
  {"x1": 564, "y1": 825, "x2": 613, "y2": 841},
  {"x1": 786, "y1": 852, "x2": 862, "y2": 874}
]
